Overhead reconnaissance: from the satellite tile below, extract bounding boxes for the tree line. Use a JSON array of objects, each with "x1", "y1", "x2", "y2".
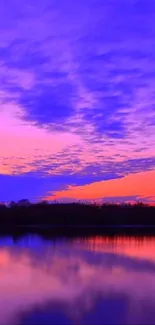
[{"x1": 0, "y1": 201, "x2": 155, "y2": 227}]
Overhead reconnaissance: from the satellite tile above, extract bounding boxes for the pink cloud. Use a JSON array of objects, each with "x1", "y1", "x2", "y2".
[{"x1": 46, "y1": 169, "x2": 155, "y2": 202}]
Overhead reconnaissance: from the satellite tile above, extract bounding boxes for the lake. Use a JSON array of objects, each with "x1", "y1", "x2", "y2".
[{"x1": 0, "y1": 235, "x2": 155, "y2": 324}]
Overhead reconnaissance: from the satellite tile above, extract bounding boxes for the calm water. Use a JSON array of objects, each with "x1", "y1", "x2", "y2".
[{"x1": 1, "y1": 235, "x2": 155, "y2": 324}]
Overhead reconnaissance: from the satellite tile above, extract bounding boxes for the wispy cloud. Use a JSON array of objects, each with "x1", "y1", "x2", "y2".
[
  {"x1": 0, "y1": 0, "x2": 155, "y2": 201},
  {"x1": 45, "y1": 170, "x2": 155, "y2": 203}
]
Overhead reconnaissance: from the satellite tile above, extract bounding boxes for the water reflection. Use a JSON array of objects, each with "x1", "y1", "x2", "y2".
[{"x1": 0, "y1": 236, "x2": 155, "y2": 324}]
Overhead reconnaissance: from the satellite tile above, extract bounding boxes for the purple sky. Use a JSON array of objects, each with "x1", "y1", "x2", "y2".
[{"x1": 0, "y1": 0, "x2": 155, "y2": 203}]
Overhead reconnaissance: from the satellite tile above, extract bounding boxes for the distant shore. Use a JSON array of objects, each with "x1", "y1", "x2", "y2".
[
  {"x1": 1, "y1": 225, "x2": 155, "y2": 239},
  {"x1": 0, "y1": 202, "x2": 155, "y2": 238}
]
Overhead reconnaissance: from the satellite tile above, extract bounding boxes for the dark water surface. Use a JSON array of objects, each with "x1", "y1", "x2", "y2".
[{"x1": 0, "y1": 235, "x2": 155, "y2": 324}]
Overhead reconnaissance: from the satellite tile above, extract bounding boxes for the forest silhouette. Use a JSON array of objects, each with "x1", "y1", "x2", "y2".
[{"x1": 0, "y1": 201, "x2": 155, "y2": 237}]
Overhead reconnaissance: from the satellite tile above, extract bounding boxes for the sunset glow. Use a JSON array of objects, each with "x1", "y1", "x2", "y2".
[{"x1": 0, "y1": 0, "x2": 155, "y2": 202}]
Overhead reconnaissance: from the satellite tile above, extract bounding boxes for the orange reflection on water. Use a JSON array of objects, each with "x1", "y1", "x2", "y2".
[
  {"x1": 0, "y1": 236, "x2": 155, "y2": 324},
  {"x1": 0, "y1": 251, "x2": 10, "y2": 266},
  {"x1": 76, "y1": 236, "x2": 155, "y2": 262}
]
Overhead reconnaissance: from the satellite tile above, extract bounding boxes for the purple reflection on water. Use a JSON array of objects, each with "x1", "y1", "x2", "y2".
[{"x1": 0, "y1": 236, "x2": 155, "y2": 324}]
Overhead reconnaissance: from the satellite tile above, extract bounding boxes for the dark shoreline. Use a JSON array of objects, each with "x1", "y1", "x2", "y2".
[
  {"x1": 1, "y1": 225, "x2": 155, "y2": 239},
  {"x1": 1, "y1": 203, "x2": 155, "y2": 238}
]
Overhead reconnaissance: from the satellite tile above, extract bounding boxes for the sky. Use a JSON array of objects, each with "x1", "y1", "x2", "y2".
[{"x1": 0, "y1": 0, "x2": 155, "y2": 203}]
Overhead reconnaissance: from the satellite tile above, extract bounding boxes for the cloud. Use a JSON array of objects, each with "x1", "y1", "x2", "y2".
[
  {"x1": 0, "y1": 0, "x2": 155, "y2": 201},
  {"x1": 45, "y1": 170, "x2": 155, "y2": 203}
]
